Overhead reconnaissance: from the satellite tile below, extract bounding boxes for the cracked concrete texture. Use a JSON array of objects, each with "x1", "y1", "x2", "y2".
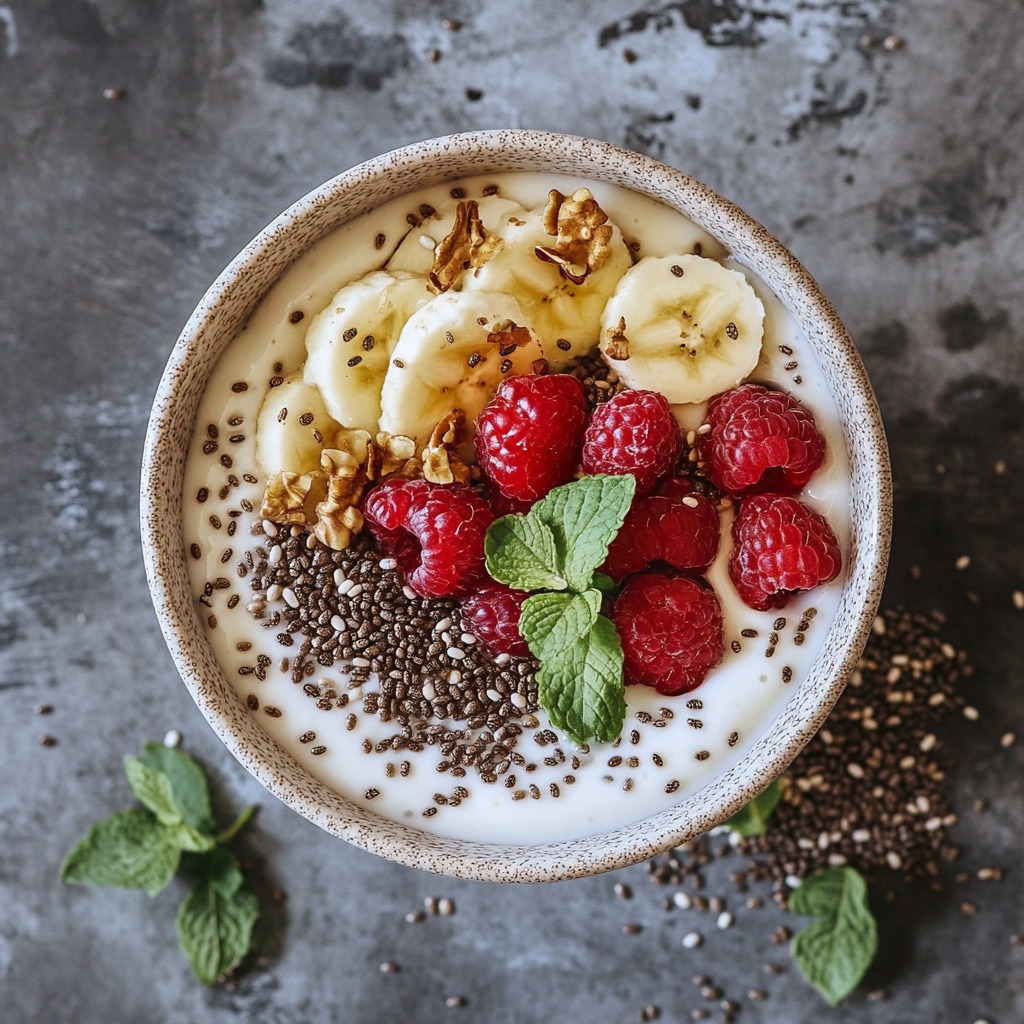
[{"x1": 1, "y1": 0, "x2": 1023, "y2": 1021}]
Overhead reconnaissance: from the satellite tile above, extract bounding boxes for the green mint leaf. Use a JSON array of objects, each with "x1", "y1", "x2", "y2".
[
  {"x1": 590, "y1": 572, "x2": 616, "y2": 596},
  {"x1": 124, "y1": 756, "x2": 182, "y2": 826},
  {"x1": 216, "y1": 805, "x2": 257, "y2": 846},
  {"x1": 485, "y1": 513, "x2": 567, "y2": 592},
  {"x1": 723, "y1": 779, "x2": 784, "y2": 838},
  {"x1": 60, "y1": 809, "x2": 182, "y2": 897},
  {"x1": 531, "y1": 475, "x2": 636, "y2": 591},
  {"x1": 177, "y1": 867, "x2": 259, "y2": 985},
  {"x1": 536, "y1": 613, "x2": 626, "y2": 744},
  {"x1": 789, "y1": 867, "x2": 878, "y2": 1005},
  {"x1": 175, "y1": 823, "x2": 217, "y2": 853},
  {"x1": 139, "y1": 742, "x2": 215, "y2": 835},
  {"x1": 520, "y1": 590, "x2": 601, "y2": 662}
]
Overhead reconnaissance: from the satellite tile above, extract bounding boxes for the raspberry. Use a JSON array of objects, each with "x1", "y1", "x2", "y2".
[
  {"x1": 729, "y1": 493, "x2": 842, "y2": 611},
  {"x1": 602, "y1": 493, "x2": 719, "y2": 582},
  {"x1": 582, "y1": 390, "x2": 681, "y2": 496},
  {"x1": 612, "y1": 574, "x2": 724, "y2": 696},
  {"x1": 475, "y1": 374, "x2": 587, "y2": 502},
  {"x1": 460, "y1": 580, "x2": 531, "y2": 658},
  {"x1": 363, "y1": 479, "x2": 494, "y2": 599},
  {"x1": 703, "y1": 383, "x2": 825, "y2": 496}
]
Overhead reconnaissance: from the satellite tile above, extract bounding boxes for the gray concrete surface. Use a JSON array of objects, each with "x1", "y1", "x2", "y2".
[{"x1": 2, "y1": 1, "x2": 1023, "y2": 1021}]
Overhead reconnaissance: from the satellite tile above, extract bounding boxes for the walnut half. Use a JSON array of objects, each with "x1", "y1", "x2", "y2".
[{"x1": 535, "y1": 187, "x2": 614, "y2": 284}]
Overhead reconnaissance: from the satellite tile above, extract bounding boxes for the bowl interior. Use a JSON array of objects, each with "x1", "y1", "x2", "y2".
[{"x1": 142, "y1": 130, "x2": 891, "y2": 882}]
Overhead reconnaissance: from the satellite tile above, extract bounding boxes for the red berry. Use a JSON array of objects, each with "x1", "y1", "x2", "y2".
[
  {"x1": 729, "y1": 493, "x2": 842, "y2": 611},
  {"x1": 612, "y1": 574, "x2": 724, "y2": 696},
  {"x1": 363, "y1": 479, "x2": 494, "y2": 599},
  {"x1": 703, "y1": 384, "x2": 825, "y2": 496},
  {"x1": 582, "y1": 390, "x2": 681, "y2": 496},
  {"x1": 475, "y1": 374, "x2": 587, "y2": 502},
  {"x1": 460, "y1": 580, "x2": 530, "y2": 658},
  {"x1": 655, "y1": 475, "x2": 697, "y2": 500},
  {"x1": 602, "y1": 494, "x2": 720, "y2": 582}
]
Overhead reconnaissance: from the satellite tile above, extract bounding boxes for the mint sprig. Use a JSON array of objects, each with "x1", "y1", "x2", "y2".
[
  {"x1": 789, "y1": 866, "x2": 878, "y2": 1005},
  {"x1": 485, "y1": 474, "x2": 635, "y2": 743},
  {"x1": 61, "y1": 742, "x2": 259, "y2": 985},
  {"x1": 723, "y1": 778, "x2": 784, "y2": 838}
]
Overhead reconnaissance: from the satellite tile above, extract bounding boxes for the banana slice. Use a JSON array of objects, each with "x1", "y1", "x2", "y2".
[
  {"x1": 378, "y1": 290, "x2": 545, "y2": 456},
  {"x1": 599, "y1": 254, "x2": 765, "y2": 404},
  {"x1": 464, "y1": 207, "x2": 633, "y2": 370},
  {"x1": 254, "y1": 376, "x2": 340, "y2": 477},
  {"x1": 302, "y1": 270, "x2": 432, "y2": 435},
  {"x1": 386, "y1": 196, "x2": 527, "y2": 277}
]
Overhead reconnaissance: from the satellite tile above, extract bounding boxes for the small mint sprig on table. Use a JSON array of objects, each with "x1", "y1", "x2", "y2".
[
  {"x1": 485, "y1": 473, "x2": 636, "y2": 744},
  {"x1": 61, "y1": 742, "x2": 259, "y2": 985}
]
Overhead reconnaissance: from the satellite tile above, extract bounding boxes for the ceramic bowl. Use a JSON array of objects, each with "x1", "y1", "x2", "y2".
[{"x1": 141, "y1": 130, "x2": 891, "y2": 882}]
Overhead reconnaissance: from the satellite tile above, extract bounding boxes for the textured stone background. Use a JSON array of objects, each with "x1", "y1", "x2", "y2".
[{"x1": 1, "y1": 1, "x2": 1022, "y2": 1021}]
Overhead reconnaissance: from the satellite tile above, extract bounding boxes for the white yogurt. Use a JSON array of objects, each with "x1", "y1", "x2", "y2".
[{"x1": 182, "y1": 173, "x2": 850, "y2": 846}]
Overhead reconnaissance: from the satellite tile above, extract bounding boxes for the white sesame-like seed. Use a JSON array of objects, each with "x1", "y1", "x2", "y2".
[
  {"x1": 786, "y1": 875, "x2": 802, "y2": 889},
  {"x1": 928, "y1": 692, "x2": 946, "y2": 706},
  {"x1": 1000, "y1": 731, "x2": 1016, "y2": 748},
  {"x1": 448, "y1": 670, "x2": 462, "y2": 685},
  {"x1": 266, "y1": 583, "x2": 283, "y2": 602},
  {"x1": 797, "y1": 837, "x2": 815, "y2": 850},
  {"x1": 434, "y1": 618, "x2": 452, "y2": 633},
  {"x1": 379, "y1": 557, "x2": 397, "y2": 570},
  {"x1": 916, "y1": 795, "x2": 931, "y2": 813},
  {"x1": 305, "y1": 533, "x2": 317, "y2": 549},
  {"x1": 697, "y1": 422, "x2": 711, "y2": 435},
  {"x1": 447, "y1": 647, "x2": 466, "y2": 661},
  {"x1": 337, "y1": 578, "x2": 354, "y2": 596},
  {"x1": 403, "y1": 586, "x2": 417, "y2": 600},
  {"x1": 1013, "y1": 590, "x2": 1024, "y2": 610},
  {"x1": 955, "y1": 555, "x2": 971, "y2": 570},
  {"x1": 352, "y1": 657, "x2": 371, "y2": 669},
  {"x1": 163, "y1": 729, "x2": 181, "y2": 749},
  {"x1": 441, "y1": 631, "x2": 452, "y2": 645},
  {"x1": 847, "y1": 763, "x2": 865, "y2": 779},
  {"x1": 962, "y1": 705, "x2": 980, "y2": 720},
  {"x1": 494, "y1": 653, "x2": 512, "y2": 666},
  {"x1": 673, "y1": 891, "x2": 692, "y2": 910},
  {"x1": 348, "y1": 685, "x2": 363, "y2": 700},
  {"x1": 348, "y1": 584, "x2": 364, "y2": 598},
  {"x1": 827, "y1": 853, "x2": 848, "y2": 866},
  {"x1": 872, "y1": 616, "x2": 886, "y2": 635},
  {"x1": 461, "y1": 632, "x2": 477, "y2": 645},
  {"x1": 941, "y1": 642, "x2": 957, "y2": 659},
  {"x1": 899, "y1": 755, "x2": 916, "y2": 769},
  {"x1": 262, "y1": 519, "x2": 278, "y2": 537},
  {"x1": 333, "y1": 568, "x2": 347, "y2": 586},
  {"x1": 716, "y1": 912, "x2": 734, "y2": 930},
  {"x1": 682, "y1": 496, "x2": 699, "y2": 508},
  {"x1": 330, "y1": 614, "x2": 345, "y2": 632},
  {"x1": 817, "y1": 832, "x2": 830, "y2": 849},
  {"x1": 886, "y1": 851, "x2": 902, "y2": 870},
  {"x1": 290, "y1": 525, "x2": 303, "y2": 537},
  {"x1": 282, "y1": 587, "x2": 300, "y2": 608},
  {"x1": 246, "y1": 601, "x2": 265, "y2": 614},
  {"x1": 268, "y1": 545, "x2": 283, "y2": 564},
  {"x1": 852, "y1": 829, "x2": 871, "y2": 843},
  {"x1": 682, "y1": 931, "x2": 702, "y2": 949},
  {"x1": 510, "y1": 692, "x2": 526, "y2": 709},
  {"x1": 486, "y1": 688, "x2": 502, "y2": 702},
  {"x1": 925, "y1": 816, "x2": 943, "y2": 831},
  {"x1": 919, "y1": 733, "x2": 937, "y2": 752},
  {"x1": 422, "y1": 682, "x2": 436, "y2": 701},
  {"x1": 418, "y1": 234, "x2": 437, "y2": 250}
]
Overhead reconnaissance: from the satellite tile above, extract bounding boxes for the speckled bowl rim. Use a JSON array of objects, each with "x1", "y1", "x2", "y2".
[{"x1": 142, "y1": 130, "x2": 891, "y2": 883}]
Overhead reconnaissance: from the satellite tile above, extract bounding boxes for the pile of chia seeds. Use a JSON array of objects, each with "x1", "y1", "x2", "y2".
[{"x1": 246, "y1": 526, "x2": 542, "y2": 783}]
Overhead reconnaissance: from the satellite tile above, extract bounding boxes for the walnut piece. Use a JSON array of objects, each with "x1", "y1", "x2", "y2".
[
  {"x1": 313, "y1": 448, "x2": 369, "y2": 550},
  {"x1": 486, "y1": 319, "x2": 535, "y2": 351},
  {"x1": 429, "y1": 200, "x2": 502, "y2": 293},
  {"x1": 261, "y1": 472, "x2": 317, "y2": 525},
  {"x1": 421, "y1": 409, "x2": 473, "y2": 485},
  {"x1": 536, "y1": 187, "x2": 614, "y2": 284},
  {"x1": 367, "y1": 432, "x2": 419, "y2": 481},
  {"x1": 604, "y1": 316, "x2": 631, "y2": 361}
]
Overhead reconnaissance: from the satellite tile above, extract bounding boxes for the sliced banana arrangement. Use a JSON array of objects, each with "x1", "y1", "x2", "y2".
[
  {"x1": 255, "y1": 185, "x2": 767, "y2": 481},
  {"x1": 599, "y1": 254, "x2": 765, "y2": 404}
]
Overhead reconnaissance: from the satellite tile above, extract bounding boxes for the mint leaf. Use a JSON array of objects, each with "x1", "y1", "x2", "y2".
[
  {"x1": 724, "y1": 779, "x2": 784, "y2": 838},
  {"x1": 124, "y1": 756, "x2": 182, "y2": 826},
  {"x1": 177, "y1": 851, "x2": 259, "y2": 985},
  {"x1": 590, "y1": 572, "x2": 616, "y2": 596},
  {"x1": 60, "y1": 809, "x2": 181, "y2": 897},
  {"x1": 536, "y1": 614, "x2": 626, "y2": 743},
  {"x1": 485, "y1": 514, "x2": 567, "y2": 591},
  {"x1": 520, "y1": 590, "x2": 601, "y2": 662},
  {"x1": 139, "y1": 742, "x2": 215, "y2": 835},
  {"x1": 789, "y1": 867, "x2": 878, "y2": 1005},
  {"x1": 532, "y1": 475, "x2": 636, "y2": 590}
]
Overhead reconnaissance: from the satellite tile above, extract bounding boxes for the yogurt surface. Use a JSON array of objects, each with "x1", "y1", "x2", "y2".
[{"x1": 182, "y1": 172, "x2": 850, "y2": 846}]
